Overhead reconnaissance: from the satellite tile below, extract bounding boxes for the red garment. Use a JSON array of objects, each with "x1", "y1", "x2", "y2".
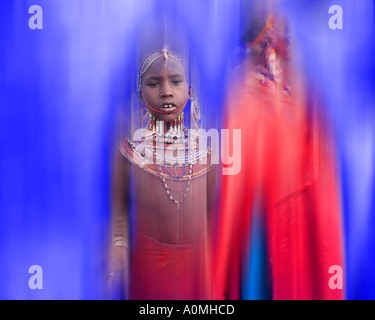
[
  {"x1": 130, "y1": 234, "x2": 209, "y2": 300},
  {"x1": 214, "y1": 71, "x2": 344, "y2": 300}
]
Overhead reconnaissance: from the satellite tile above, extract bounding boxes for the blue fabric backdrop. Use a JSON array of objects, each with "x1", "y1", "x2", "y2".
[{"x1": 0, "y1": 0, "x2": 374, "y2": 299}]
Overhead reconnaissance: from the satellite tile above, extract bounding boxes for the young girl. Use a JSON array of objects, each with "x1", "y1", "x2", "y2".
[{"x1": 109, "y1": 47, "x2": 216, "y2": 300}]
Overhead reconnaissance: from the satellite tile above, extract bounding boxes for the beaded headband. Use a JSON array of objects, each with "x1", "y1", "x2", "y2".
[{"x1": 137, "y1": 46, "x2": 182, "y2": 93}]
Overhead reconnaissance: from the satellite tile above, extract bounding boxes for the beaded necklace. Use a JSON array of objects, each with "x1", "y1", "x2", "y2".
[
  {"x1": 151, "y1": 114, "x2": 193, "y2": 210},
  {"x1": 119, "y1": 115, "x2": 214, "y2": 210}
]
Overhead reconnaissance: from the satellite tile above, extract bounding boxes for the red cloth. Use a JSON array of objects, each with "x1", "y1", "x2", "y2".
[
  {"x1": 214, "y1": 71, "x2": 344, "y2": 300},
  {"x1": 130, "y1": 234, "x2": 210, "y2": 300}
]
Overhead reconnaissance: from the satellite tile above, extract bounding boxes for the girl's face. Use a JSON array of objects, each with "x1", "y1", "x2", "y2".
[{"x1": 140, "y1": 56, "x2": 189, "y2": 123}]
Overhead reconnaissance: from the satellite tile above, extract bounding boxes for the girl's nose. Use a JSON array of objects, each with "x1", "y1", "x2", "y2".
[{"x1": 160, "y1": 82, "x2": 173, "y2": 98}]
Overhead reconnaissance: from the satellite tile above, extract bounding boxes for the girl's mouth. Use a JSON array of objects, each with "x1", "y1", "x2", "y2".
[{"x1": 160, "y1": 103, "x2": 178, "y2": 113}]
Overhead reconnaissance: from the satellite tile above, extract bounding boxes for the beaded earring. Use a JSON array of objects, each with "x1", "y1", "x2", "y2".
[{"x1": 190, "y1": 88, "x2": 200, "y2": 130}]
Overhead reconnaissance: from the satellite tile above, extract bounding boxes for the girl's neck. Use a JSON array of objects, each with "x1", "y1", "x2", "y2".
[{"x1": 149, "y1": 113, "x2": 184, "y2": 134}]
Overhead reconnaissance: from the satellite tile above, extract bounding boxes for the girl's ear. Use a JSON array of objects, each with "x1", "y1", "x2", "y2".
[{"x1": 188, "y1": 86, "x2": 192, "y2": 100}]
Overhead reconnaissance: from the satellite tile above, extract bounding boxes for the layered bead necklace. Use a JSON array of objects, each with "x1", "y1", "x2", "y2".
[{"x1": 149, "y1": 113, "x2": 194, "y2": 210}]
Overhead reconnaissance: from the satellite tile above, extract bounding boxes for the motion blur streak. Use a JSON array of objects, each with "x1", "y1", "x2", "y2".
[{"x1": 278, "y1": 0, "x2": 375, "y2": 299}]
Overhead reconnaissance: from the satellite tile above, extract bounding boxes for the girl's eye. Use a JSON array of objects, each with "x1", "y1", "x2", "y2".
[
  {"x1": 172, "y1": 80, "x2": 182, "y2": 85},
  {"x1": 147, "y1": 82, "x2": 158, "y2": 87}
]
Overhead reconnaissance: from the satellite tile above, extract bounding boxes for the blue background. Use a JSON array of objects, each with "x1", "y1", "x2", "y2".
[{"x1": 0, "y1": 0, "x2": 374, "y2": 299}]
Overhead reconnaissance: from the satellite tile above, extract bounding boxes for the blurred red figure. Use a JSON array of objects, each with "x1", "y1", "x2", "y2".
[{"x1": 214, "y1": 13, "x2": 344, "y2": 300}]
